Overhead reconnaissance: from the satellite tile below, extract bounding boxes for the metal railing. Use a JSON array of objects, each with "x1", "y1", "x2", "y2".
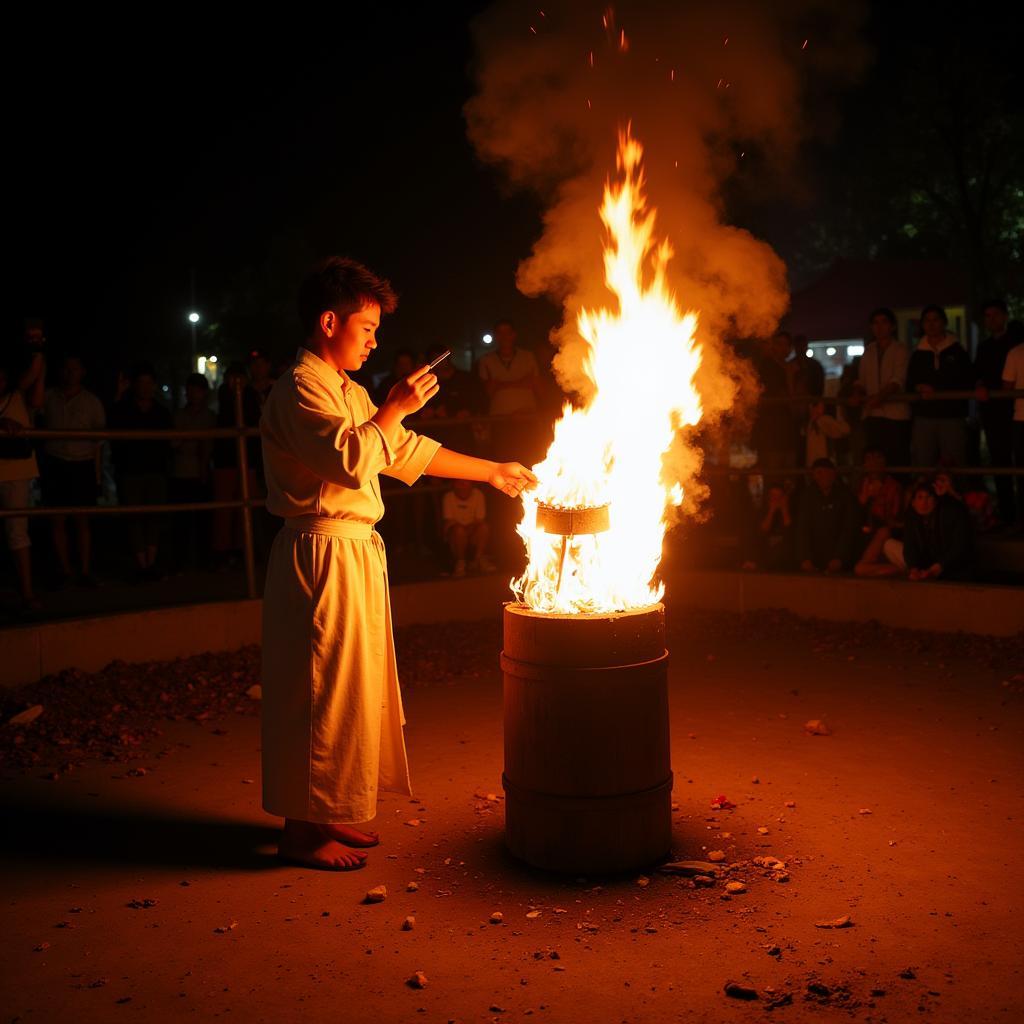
[{"x1": 1, "y1": 386, "x2": 1020, "y2": 605}]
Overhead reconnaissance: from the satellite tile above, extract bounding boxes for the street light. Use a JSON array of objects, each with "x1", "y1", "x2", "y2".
[
  {"x1": 482, "y1": 333, "x2": 493, "y2": 344},
  {"x1": 188, "y1": 311, "x2": 201, "y2": 368}
]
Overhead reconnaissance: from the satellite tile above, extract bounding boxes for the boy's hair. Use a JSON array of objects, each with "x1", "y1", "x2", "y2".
[
  {"x1": 919, "y1": 303, "x2": 948, "y2": 326},
  {"x1": 297, "y1": 257, "x2": 398, "y2": 337},
  {"x1": 869, "y1": 306, "x2": 897, "y2": 328},
  {"x1": 982, "y1": 298, "x2": 1008, "y2": 314},
  {"x1": 185, "y1": 372, "x2": 209, "y2": 390}
]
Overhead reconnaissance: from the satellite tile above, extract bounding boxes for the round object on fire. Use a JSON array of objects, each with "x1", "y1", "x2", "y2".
[
  {"x1": 501, "y1": 601, "x2": 671, "y2": 874},
  {"x1": 534, "y1": 502, "x2": 610, "y2": 537}
]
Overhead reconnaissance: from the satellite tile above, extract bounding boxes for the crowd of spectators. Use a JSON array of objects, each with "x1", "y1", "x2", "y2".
[
  {"x1": 735, "y1": 300, "x2": 1024, "y2": 584},
  {"x1": 1, "y1": 300, "x2": 1021, "y2": 615}
]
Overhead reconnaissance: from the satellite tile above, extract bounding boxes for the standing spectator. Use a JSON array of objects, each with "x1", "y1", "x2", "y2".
[
  {"x1": 41, "y1": 354, "x2": 105, "y2": 586},
  {"x1": 1002, "y1": 338, "x2": 1024, "y2": 527},
  {"x1": 478, "y1": 320, "x2": 540, "y2": 418},
  {"x1": 796, "y1": 457, "x2": 861, "y2": 573},
  {"x1": 803, "y1": 398, "x2": 850, "y2": 466},
  {"x1": 975, "y1": 300, "x2": 1019, "y2": 524},
  {"x1": 751, "y1": 332, "x2": 797, "y2": 471},
  {"x1": 478, "y1": 321, "x2": 542, "y2": 564},
  {"x1": 856, "y1": 307, "x2": 911, "y2": 469},
  {"x1": 790, "y1": 334, "x2": 825, "y2": 398},
  {"x1": 211, "y1": 363, "x2": 262, "y2": 568},
  {"x1": 906, "y1": 305, "x2": 973, "y2": 471},
  {"x1": 14, "y1": 318, "x2": 48, "y2": 408},
  {"x1": 170, "y1": 373, "x2": 215, "y2": 568},
  {"x1": 0, "y1": 358, "x2": 41, "y2": 610},
  {"x1": 421, "y1": 346, "x2": 483, "y2": 421},
  {"x1": 441, "y1": 478, "x2": 493, "y2": 577},
  {"x1": 373, "y1": 350, "x2": 416, "y2": 409},
  {"x1": 109, "y1": 362, "x2": 173, "y2": 581},
  {"x1": 248, "y1": 349, "x2": 276, "y2": 407}
]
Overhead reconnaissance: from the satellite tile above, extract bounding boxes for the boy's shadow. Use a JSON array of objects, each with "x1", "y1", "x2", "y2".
[{"x1": 0, "y1": 799, "x2": 280, "y2": 872}]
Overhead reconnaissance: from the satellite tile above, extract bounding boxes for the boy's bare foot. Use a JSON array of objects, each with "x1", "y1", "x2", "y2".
[
  {"x1": 278, "y1": 819, "x2": 368, "y2": 871},
  {"x1": 323, "y1": 823, "x2": 380, "y2": 848}
]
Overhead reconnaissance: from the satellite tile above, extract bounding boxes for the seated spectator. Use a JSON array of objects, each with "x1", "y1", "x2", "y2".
[
  {"x1": 741, "y1": 480, "x2": 795, "y2": 572},
  {"x1": 441, "y1": 478, "x2": 493, "y2": 577},
  {"x1": 170, "y1": 373, "x2": 215, "y2": 569},
  {"x1": 932, "y1": 468, "x2": 998, "y2": 536},
  {"x1": 907, "y1": 305, "x2": 973, "y2": 470},
  {"x1": 0, "y1": 358, "x2": 41, "y2": 610},
  {"x1": 854, "y1": 449, "x2": 904, "y2": 577},
  {"x1": 804, "y1": 398, "x2": 850, "y2": 466},
  {"x1": 797, "y1": 457, "x2": 860, "y2": 573},
  {"x1": 882, "y1": 480, "x2": 973, "y2": 580},
  {"x1": 41, "y1": 354, "x2": 105, "y2": 586},
  {"x1": 109, "y1": 362, "x2": 173, "y2": 581}
]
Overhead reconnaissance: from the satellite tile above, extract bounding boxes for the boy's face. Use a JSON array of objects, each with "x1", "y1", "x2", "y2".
[
  {"x1": 186, "y1": 383, "x2": 208, "y2": 407},
  {"x1": 324, "y1": 303, "x2": 381, "y2": 372},
  {"x1": 453, "y1": 479, "x2": 473, "y2": 499}
]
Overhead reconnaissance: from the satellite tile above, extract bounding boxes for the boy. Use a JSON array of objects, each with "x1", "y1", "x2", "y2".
[{"x1": 260, "y1": 257, "x2": 535, "y2": 871}]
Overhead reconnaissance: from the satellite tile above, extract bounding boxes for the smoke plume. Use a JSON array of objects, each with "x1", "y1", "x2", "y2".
[{"x1": 466, "y1": 0, "x2": 866, "y2": 434}]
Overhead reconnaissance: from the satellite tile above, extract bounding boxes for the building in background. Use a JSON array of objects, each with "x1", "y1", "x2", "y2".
[{"x1": 787, "y1": 260, "x2": 971, "y2": 381}]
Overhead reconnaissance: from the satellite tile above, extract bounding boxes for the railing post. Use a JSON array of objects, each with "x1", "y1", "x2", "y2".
[{"x1": 234, "y1": 380, "x2": 257, "y2": 600}]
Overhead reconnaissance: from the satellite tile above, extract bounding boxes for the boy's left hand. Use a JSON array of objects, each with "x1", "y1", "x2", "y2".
[{"x1": 489, "y1": 462, "x2": 538, "y2": 498}]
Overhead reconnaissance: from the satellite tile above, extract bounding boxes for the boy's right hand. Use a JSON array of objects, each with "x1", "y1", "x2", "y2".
[{"x1": 386, "y1": 365, "x2": 439, "y2": 418}]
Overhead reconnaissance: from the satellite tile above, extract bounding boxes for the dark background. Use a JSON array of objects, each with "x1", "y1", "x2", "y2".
[{"x1": 7, "y1": 2, "x2": 1022, "y2": 386}]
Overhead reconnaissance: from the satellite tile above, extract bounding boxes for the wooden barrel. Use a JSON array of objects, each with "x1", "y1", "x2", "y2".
[{"x1": 501, "y1": 602, "x2": 672, "y2": 874}]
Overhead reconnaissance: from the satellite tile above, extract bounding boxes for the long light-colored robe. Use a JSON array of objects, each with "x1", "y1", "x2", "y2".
[{"x1": 259, "y1": 347, "x2": 441, "y2": 823}]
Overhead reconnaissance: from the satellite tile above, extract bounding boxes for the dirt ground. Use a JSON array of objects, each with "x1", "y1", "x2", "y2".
[{"x1": 2, "y1": 608, "x2": 1023, "y2": 1023}]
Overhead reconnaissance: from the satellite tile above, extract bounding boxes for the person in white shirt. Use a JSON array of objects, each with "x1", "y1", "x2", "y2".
[
  {"x1": 478, "y1": 320, "x2": 540, "y2": 417},
  {"x1": 41, "y1": 354, "x2": 106, "y2": 585},
  {"x1": 1001, "y1": 339, "x2": 1024, "y2": 525},
  {"x1": 260, "y1": 257, "x2": 536, "y2": 872},
  {"x1": 441, "y1": 478, "x2": 493, "y2": 576},
  {"x1": 855, "y1": 307, "x2": 910, "y2": 468}
]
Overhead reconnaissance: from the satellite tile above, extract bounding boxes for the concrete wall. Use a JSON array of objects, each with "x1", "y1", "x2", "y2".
[
  {"x1": 666, "y1": 569, "x2": 1024, "y2": 637},
  {"x1": 1, "y1": 571, "x2": 1019, "y2": 689}
]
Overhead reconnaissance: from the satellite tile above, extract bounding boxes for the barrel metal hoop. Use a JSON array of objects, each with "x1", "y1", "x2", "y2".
[
  {"x1": 500, "y1": 649, "x2": 668, "y2": 682},
  {"x1": 502, "y1": 772, "x2": 674, "y2": 810}
]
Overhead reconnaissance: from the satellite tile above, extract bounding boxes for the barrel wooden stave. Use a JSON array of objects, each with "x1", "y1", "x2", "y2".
[{"x1": 502, "y1": 602, "x2": 672, "y2": 874}]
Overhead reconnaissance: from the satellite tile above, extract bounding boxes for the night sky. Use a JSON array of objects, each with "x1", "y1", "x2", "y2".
[{"x1": 7, "y1": 2, "x2": 1017, "y2": 383}]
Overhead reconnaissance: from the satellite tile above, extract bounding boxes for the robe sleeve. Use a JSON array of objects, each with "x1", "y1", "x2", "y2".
[
  {"x1": 270, "y1": 371, "x2": 395, "y2": 489},
  {"x1": 365, "y1": 393, "x2": 442, "y2": 486}
]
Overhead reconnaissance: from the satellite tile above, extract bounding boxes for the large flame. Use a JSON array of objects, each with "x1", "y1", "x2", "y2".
[{"x1": 513, "y1": 129, "x2": 703, "y2": 614}]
